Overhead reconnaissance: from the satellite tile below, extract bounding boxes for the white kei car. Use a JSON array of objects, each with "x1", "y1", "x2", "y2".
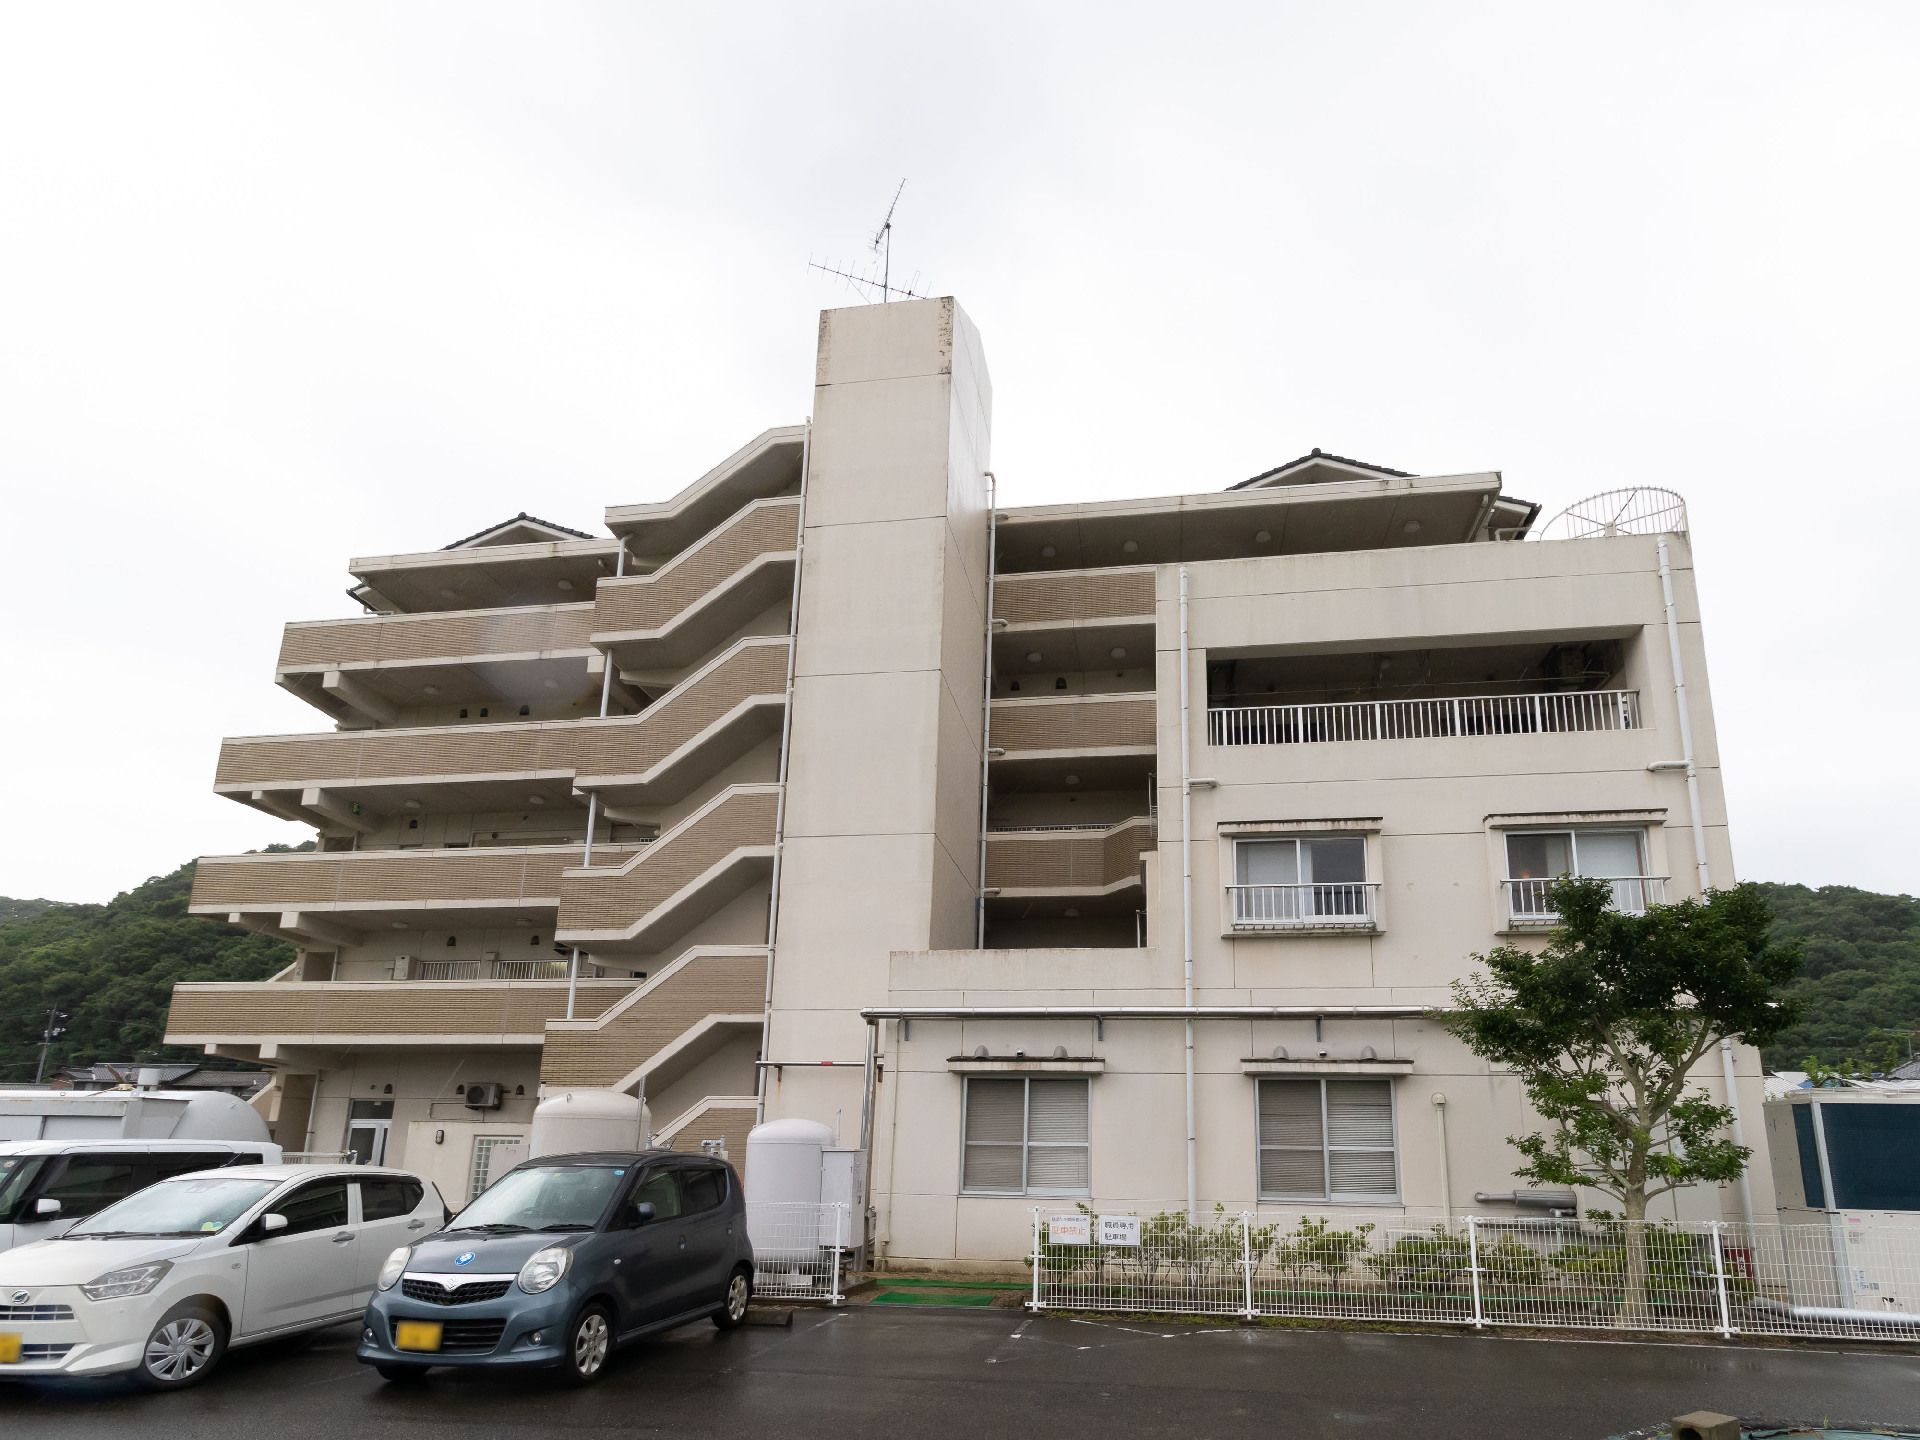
[{"x1": 0, "y1": 1163, "x2": 445, "y2": 1389}]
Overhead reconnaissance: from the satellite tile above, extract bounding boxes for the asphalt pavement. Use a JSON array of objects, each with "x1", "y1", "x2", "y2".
[{"x1": 2, "y1": 1307, "x2": 1916, "y2": 1440}]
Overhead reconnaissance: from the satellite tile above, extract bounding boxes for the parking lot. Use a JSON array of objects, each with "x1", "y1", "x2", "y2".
[{"x1": 2, "y1": 1307, "x2": 1917, "y2": 1440}]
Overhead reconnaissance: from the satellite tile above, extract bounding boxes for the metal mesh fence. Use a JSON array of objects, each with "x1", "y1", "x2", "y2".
[
  {"x1": 746, "y1": 1202, "x2": 849, "y2": 1304},
  {"x1": 1028, "y1": 1205, "x2": 1920, "y2": 1341}
]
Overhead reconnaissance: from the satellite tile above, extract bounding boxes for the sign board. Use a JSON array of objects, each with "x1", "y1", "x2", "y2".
[
  {"x1": 1047, "y1": 1215, "x2": 1092, "y2": 1246},
  {"x1": 1097, "y1": 1214, "x2": 1142, "y2": 1247}
]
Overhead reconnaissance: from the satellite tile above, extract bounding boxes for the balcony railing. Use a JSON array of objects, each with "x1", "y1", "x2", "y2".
[
  {"x1": 1228, "y1": 882, "x2": 1380, "y2": 930},
  {"x1": 984, "y1": 817, "x2": 1154, "y2": 892},
  {"x1": 415, "y1": 959, "x2": 575, "y2": 981},
  {"x1": 1207, "y1": 689, "x2": 1641, "y2": 747},
  {"x1": 1504, "y1": 875, "x2": 1667, "y2": 926}
]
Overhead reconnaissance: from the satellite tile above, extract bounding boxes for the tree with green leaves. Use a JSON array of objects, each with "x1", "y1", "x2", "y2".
[{"x1": 1444, "y1": 877, "x2": 1801, "y2": 1318}]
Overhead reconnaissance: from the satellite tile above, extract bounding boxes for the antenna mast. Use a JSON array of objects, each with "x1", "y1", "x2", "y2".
[{"x1": 808, "y1": 178, "x2": 928, "y2": 303}]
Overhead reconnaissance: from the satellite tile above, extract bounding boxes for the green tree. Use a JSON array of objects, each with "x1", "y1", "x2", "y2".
[{"x1": 1443, "y1": 877, "x2": 1800, "y2": 1318}]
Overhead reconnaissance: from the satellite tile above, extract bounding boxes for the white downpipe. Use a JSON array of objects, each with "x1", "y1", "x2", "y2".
[
  {"x1": 1432, "y1": 1092, "x2": 1452, "y2": 1223},
  {"x1": 1658, "y1": 535, "x2": 1753, "y2": 1229},
  {"x1": 975, "y1": 473, "x2": 998, "y2": 948},
  {"x1": 1178, "y1": 565, "x2": 1197, "y2": 1222},
  {"x1": 755, "y1": 421, "x2": 811, "y2": 1124},
  {"x1": 569, "y1": 541, "x2": 628, "y2": 1022}
]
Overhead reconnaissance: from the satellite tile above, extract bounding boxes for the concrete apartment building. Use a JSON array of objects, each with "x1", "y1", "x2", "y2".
[{"x1": 167, "y1": 297, "x2": 1771, "y2": 1261}]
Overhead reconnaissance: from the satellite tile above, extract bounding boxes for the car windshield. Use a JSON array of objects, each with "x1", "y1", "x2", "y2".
[
  {"x1": 0, "y1": 1156, "x2": 45, "y2": 1223},
  {"x1": 68, "y1": 1174, "x2": 278, "y2": 1238},
  {"x1": 451, "y1": 1165, "x2": 623, "y2": 1231}
]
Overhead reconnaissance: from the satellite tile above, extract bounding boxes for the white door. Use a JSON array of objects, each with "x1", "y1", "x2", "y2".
[
  {"x1": 351, "y1": 1177, "x2": 435, "y2": 1289},
  {"x1": 346, "y1": 1121, "x2": 389, "y2": 1166},
  {"x1": 238, "y1": 1177, "x2": 361, "y2": 1335}
]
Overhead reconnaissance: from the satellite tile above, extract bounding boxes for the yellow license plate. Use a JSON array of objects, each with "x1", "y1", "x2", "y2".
[
  {"x1": 394, "y1": 1321, "x2": 444, "y2": 1352},
  {"x1": 0, "y1": 1333, "x2": 21, "y2": 1364}
]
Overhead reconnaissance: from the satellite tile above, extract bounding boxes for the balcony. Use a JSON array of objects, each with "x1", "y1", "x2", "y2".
[
  {"x1": 592, "y1": 498, "x2": 800, "y2": 676},
  {"x1": 1228, "y1": 882, "x2": 1381, "y2": 933},
  {"x1": 989, "y1": 692, "x2": 1157, "y2": 792},
  {"x1": 1208, "y1": 689, "x2": 1641, "y2": 747},
  {"x1": 351, "y1": 536, "x2": 623, "y2": 615},
  {"x1": 414, "y1": 958, "x2": 573, "y2": 981},
  {"x1": 993, "y1": 566, "x2": 1155, "y2": 678},
  {"x1": 556, "y1": 785, "x2": 780, "y2": 958},
  {"x1": 275, "y1": 602, "x2": 599, "y2": 721},
  {"x1": 1503, "y1": 875, "x2": 1666, "y2": 928},
  {"x1": 216, "y1": 637, "x2": 789, "y2": 822},
  {"x1": 984, "y1": 817, "x2": 1154, "y2": 897},
  {"x1": 539, "y1": 946, "x2": 769, "y2": 1089},
  {"x1": 188, "y1": 843, "x2": 644, "y2": 942},
  {"x1": 165, "y1": 977, "x2": 641, "y2": 1049}
]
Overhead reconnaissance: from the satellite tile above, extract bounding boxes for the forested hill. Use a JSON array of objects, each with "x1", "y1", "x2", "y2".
[
  {"x1": 0, "y1": 857, "x2": 299, "y2": 1082},
  {"x1": 1756, "y1": 881, "x2": 1920, "y2": 1070},
  {"x1": 0, "y1": 866, "x2": 1911, "y2": 1079}
]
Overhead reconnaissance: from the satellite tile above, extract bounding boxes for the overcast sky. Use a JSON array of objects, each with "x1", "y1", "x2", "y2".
[{"x1": 2, "y1": 2, "x2": 1915, "y2": 903}]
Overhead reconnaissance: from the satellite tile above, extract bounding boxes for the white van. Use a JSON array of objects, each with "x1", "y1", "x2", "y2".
[{"x1": 0, "y1": 1140, "x2": 281, "y2": 1253}]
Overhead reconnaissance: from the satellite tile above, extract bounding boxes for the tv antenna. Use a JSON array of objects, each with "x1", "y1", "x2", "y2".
[{"x1": 808, "y1": 178, "x2": 929, "y2": 303}]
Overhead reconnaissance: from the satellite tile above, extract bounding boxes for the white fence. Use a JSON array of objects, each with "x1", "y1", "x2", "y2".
[
  {"x1": 1028, "y1": 1206, "x2": 1920, "y2": 1342},
  {"x1": 1504, "y1": 875, "x2": 1666, "y2": 924},
  {"x1": 746, "y1": 1202, "x2": 850, "y2": 1304},
  {"x1": 1207, "y1": 689, "x2": 1640, "y2": 747},
  {"x1": 1228, "y1": 882, "x2": 1380, "y2": 929}
]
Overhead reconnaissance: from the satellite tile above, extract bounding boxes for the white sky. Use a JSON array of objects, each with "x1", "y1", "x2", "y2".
[{"x1": 2, "y1": 2, "x2": 1915, "y2": 902}]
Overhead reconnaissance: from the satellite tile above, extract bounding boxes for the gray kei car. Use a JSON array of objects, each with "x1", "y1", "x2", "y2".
[{"x1": 357, "y1": 1150, "x2": 753, "y2": 1384}]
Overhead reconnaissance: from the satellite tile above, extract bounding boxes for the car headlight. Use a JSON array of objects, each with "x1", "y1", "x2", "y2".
[
  {"x1": 377, "y1": 1246, "x2": 411, "y2": 1291},
  {"x1": 81, "y1": 1260, "x2": 173, "y2": 1300},
  {"x1": 516, "y1": 1245, "x2": 572, "y2": 1294}
]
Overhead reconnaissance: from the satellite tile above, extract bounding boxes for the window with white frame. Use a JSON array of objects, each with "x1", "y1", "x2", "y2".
[
  {"x1": 962, "y1": 1077, "x2": 1090, "y2": 1195},
  {"x1": 1503, "y1": 828, "x2": 1656, "y2": 920},
  {"x1": 1231, "y1": 835, "x2": 1371, "y2": 927},
  {"x1": 1256, "y1": 1077, "x2": 1398, "y2": 1203}
]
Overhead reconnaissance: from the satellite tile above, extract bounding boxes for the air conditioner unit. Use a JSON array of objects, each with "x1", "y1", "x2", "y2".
[
  {"x1": 392, "y1": 955, "x2": 414, "y2": 980},
  {"x1": 463, "y1": 1082, "x2": 504, "y2": 1111}
]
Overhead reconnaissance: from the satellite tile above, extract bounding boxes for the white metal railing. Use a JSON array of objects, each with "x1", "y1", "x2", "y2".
[
  {"x1": 745, "y1": 1202, "x2": 849, "y2": 1303},
  {"x1": 1207, "y1": 689, "x2": 1640, "y2": 747},
  {"x1": 1228, "y1": 883, "x2": 1379, "y2": 929},
  {"x1": 1504, "y1": 875, "x2": 1666, "y2": 924},
  {"x1": 1028, "y1": 1205, "x2": 1920, "y2": 1343},
  {"x1": 985, "y1": 822, "x2": 1111, "y2": 833},
  {"x1": 413, "y1": 959, "x2": 579, "y2": 981}
]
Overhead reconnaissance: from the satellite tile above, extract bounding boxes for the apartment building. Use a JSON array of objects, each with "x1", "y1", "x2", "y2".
[{"x1": 168, "y1": 297, "x2": 1772, "y2": 1255}]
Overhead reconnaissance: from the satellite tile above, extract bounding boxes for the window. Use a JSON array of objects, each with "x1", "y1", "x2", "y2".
[
  {"x1": 1256, "y1": 1078, "x2": 1398, "y2": 1203},
  {"x1": 1504, "y1": 829, "x2": 1653, "y2": 920},
  {"x1": 680, "y1": 1167, "x2": 727, "y2": 1215},
  {"x1": 468, "y1": 1135, "x2": 524, "y2": 1199},
  {"x1": 273, "y1": 1179, "x2": 351, "y2": 1235},
  {"x1": 360, "y1": 1177, "x2": 425, "y2": 1220},
  {"x1": 630, "y1": 1168, "x2": 683, "y2": 1219},
  {"x1": 1232, "y1": 836, "x2": 1370, "y2": 927},
  {"x1": 962, "y1": 1077, "x2": 1090, "y2": 1195},
  {"x1": 36, "y1": 1158, "x2": 140, "y2": 1220}
]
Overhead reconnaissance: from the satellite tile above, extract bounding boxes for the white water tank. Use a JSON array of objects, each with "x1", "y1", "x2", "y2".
[
  {"x1": 529, "y1": 1089, "x2": 651, "y2": 1158},
  {"x1": 746, "y1": 1118, "x2": 835, "y2": 1264}
]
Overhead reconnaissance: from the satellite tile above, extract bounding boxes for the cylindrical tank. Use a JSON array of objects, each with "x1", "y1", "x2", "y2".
[
  {"x1": 529, "y1": 1089, "x2": 651, "y2": 1158},
  {"x1": 745, "y1": 1119, "x2": 833, "y2": 1265}
]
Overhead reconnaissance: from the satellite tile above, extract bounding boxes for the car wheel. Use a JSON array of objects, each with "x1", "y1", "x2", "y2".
[
  {"x1": 134, "y1": 1302, "x2": 228, "y2": 1391},
  {"x1": 712, "y1": 1265, "x2": 752, "y2": 1330},
  {"x1": 559, "y1": 1302, "x2": 614, "y2": 1385},
  {"x1": 375, "y1": 1364, "x2": 428, "y2": 1383}
]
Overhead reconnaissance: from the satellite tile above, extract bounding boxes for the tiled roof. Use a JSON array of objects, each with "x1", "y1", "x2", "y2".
[
  {"x1": 1230, "y1": 448, "x2": 1415, "y2": 490},
  {"x1": 442, "y1": 512, "x2": 597, "y2": 550}
]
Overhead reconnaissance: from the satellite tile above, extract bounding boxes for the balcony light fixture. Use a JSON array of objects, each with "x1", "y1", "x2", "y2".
[
  {"x1": 1255, "y1": 530, "x2": 1271, "y2": 543},
  {"x1": 1122, "y1": 539, "x2": 1139, "y2": 553},
  {"x1": 422, "y1": 684, "x2": 439, "y2": 696},
  {"x1": 557, "y1": 578, "x2": 574, "y2": 591},
  {"x1": 1109, "y1": 647, "x2": 1127, "y2": 660},
  {"x1": 1025, "y1": 651, "x2": 1043, "y2": 664},
  {"x1": 1063, "y1": 908, "x2": 1080, "y2": 918},
  {"x1": 439, "y1": 588, "x2": 458, "y2": 600},
  {"x1": 1403, "y1": 519, "x2": 1422, "y2": 535},
  {"x1": 543, "y1": 678, "x2": 559, "y2": 689},
  {"x1": 1064, "y1": 774, "x2": 1080, "y2": 786},
  {"x1": 528, "y1": 795, "x2": 546, "y2": 805},
  {"x1": 403, "y1": 798, "x2": 423, "y2": 810},
  {"x1": 390, "y1": 922, "x2": 407, "y2": 930},
  {"x1": 1040, "y1": 545, "x2": 1057, "y2": 558}
]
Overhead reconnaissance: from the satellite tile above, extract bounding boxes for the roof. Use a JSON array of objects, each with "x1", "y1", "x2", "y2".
[
  {"x1": 442, "y1": 512, "x2": 597, "y2": 550},
  {"x1": 1230, "y1": 448, "x2": 1417, "y2": 490}
]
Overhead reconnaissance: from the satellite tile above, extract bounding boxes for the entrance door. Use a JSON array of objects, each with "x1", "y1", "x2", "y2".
[{"x1": 345, "y1": 1100, "x2": 394, "y2": 1164}]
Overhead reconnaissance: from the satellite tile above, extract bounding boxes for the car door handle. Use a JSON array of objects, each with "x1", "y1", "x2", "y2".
[
  {"x1": 407, "y1": 1220, "x2": 428, "y2": 1230},
  {"x1": 331, "y1": 1232, "x2": 354, "y2": 1245}
]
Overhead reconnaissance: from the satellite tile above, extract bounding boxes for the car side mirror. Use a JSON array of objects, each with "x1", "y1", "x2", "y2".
[
  {"x1": 259, "y1": 1213, "x2": 289, "y2": 1236},
  {"x1": 32, "y1": 1197, "x2": 62, "y2": 1218},
  {"x1": 628, "y1": 1201, "x2": 655, "y2": 1227}
]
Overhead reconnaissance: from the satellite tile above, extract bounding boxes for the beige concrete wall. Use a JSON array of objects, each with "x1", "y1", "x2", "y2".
[
  {"x1": 303, "y1": 1049, "x2": 543, "y2": 1174},
  {"x1": 765, "y1": 298, "x2": 992, "y2": 1126}
]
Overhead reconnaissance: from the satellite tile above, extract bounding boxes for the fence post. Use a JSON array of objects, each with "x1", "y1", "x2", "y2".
[
  {"x1": 1029, "y1": 1209, "x2": 1043, "y2": 1312},
  {"x1": 1241, "y1": 1211, "x2": 1256, "y2": 1321},
  {"x1": 830, "y1": 1203, "x2": 845, "y2": 1306},
  {"x1": 1709, "y1": 1221, "x2": 1733, "y2": 1339},
  {"x1": 1466, "y1": 1217, "x2": 1486, "y2": 1329}
]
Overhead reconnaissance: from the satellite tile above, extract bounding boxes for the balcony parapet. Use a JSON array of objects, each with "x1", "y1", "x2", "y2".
[
  {"x1": 164, "y1": 977, "x2": 639, "y2": 1048},
  {"x1": 1207, "y1": 689, "x2": 1641, "y2": 747},
  {"x1": 990, "y1": 693, "x2": 1157, "y2": 757},
  {"x1": 984, "y1": 817, "x2": 1154, "y2": 894},
  {"x1": 539, "y1": 945, "x2": 769, "y2": 1090},
  {"x1": 995, "y1": 566, "x2": 1155, "y2": 628}
]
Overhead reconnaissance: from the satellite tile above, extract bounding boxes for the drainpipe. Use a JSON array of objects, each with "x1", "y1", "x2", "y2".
[
  {"x1": 1657, "y1": 534, "x2": 1753, "y2": 1231},
  {"x1": 567, "y1": 541, "x2": 628, "y2": 1021},
  {"x1": 976, "y1": 473, "x2": 998, "y2": 948},
  {"x1": 755, "y1": 422, "x2": 811, "y2": 1124},
  {"x1": 1178, "y1": 565, "x2": 1197, "y2": 1221},
  {"x1": 1432, "y1": 1092, "x2": 1452, "y2": 1223}
]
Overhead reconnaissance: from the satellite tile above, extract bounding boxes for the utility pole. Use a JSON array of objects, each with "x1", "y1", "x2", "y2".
[{"x1": 33, "y1": 1009, "x2": 69, "y2": 1085}]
